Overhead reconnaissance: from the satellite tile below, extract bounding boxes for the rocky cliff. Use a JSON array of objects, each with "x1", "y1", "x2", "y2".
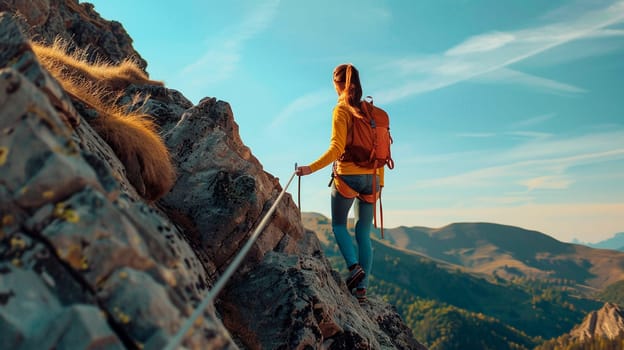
[
  {"x1": 0, "y1": 1, "x2": 425, "y2": 349},
  {"x1": 569, "y1": 303, "x2": 624, "y2": 342}
]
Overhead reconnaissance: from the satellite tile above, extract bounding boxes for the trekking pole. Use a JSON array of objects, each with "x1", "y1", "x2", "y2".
[
  {"x1": 163, "y1": 171, "x2": 297, "y2": 350},
  {"x1": 295, "y1": 162, "x2": 301, "y2": 214}
]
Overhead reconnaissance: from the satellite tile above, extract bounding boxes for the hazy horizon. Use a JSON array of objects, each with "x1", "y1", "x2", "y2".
[{"x1": 87, "y1": 0, "x2": 624, "y2": 243}]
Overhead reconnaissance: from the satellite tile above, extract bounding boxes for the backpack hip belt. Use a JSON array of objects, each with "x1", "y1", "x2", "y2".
[{"x1": 330, "y1": 162, "x2": 385, "y2": 238}]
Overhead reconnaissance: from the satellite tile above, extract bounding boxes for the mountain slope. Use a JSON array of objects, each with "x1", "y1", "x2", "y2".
[
  {"x1": 369, "y1": 236, "x2": 600, "y2": 339},
  {"x1": 305, "y1": 213, "x2": 624, "y2": 294},
  {"x1": 598, "y1": 280, "x2": 624, "y2": 306},
  {"x1": 405, "y1": 298, "x2": 538, "y2": 350},
  {"x1": 379, "y1": 222, "x2": 624, "y2": 292},
  {"x1": 302, "y1": 213, "x2": 602, "y2": 342}
]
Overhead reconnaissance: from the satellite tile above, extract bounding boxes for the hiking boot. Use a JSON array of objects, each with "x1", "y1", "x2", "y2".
[
  {"x1": 355, "y1": 288, "x2": 367, "y2": 304},
  {"x1": 346, "y1": 264, "x2": 365, "y2": 291}
]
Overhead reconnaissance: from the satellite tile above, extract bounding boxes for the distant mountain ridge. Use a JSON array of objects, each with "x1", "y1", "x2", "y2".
[
  {"x1": 378, "y1": 222, "x2": 624, "y2": 292},
  {"x1": 303, "y1": 213, "x2": 624, "y2": 293},
  {"x1": 574, "y1": 232, "x2": 624, "y2": 251}
]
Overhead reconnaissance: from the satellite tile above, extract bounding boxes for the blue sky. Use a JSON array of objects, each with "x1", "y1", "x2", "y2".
[{"x1": 87, "y1": 0, "x2": 624, "y2": 243}]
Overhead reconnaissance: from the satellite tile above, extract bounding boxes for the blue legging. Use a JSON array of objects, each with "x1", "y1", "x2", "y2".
[{"x1": 331, "y1": 174, "x2": 376, "y2": 289}]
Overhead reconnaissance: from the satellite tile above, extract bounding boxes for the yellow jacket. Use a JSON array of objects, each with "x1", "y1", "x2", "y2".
[{"x1": 309, "y1": 103, "x2": 384, "y2": 186}]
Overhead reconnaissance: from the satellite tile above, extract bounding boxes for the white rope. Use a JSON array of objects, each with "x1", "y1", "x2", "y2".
[{"x1": 164, "y1": 171, "x2": 298, "y2": 350}]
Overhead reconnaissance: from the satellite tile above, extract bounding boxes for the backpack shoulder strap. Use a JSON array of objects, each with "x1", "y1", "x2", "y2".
[{"x1": 360, "y1": 98, "x2": 375, "y2": 120}]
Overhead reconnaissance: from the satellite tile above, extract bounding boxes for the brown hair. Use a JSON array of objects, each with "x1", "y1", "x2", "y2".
[{"x1": 333, "y1": 63, "x2": 363, "y2": 113}]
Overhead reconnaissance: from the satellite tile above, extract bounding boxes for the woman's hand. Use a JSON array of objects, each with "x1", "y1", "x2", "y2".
[{"x1": 296, "y1": 165, "x2": 312, "y2": 176}]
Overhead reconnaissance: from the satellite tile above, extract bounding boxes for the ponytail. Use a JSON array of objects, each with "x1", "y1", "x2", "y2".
[{"x1": 333, "y1": 63, "x2": 363, "y2": 116}]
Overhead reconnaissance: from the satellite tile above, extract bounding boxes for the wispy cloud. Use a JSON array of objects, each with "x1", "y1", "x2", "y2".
[
  {"x1": 507, "y1": 131, "x2": 553, "y2": 139},
  {"x1": 454, "y1": 130, "x2": 553, "y2": 140},
  {"x1": 501, "y1": 130, "x2": 624, "y2": 162},
  {"x1": 521, "y1": 175, "x2": 574, "y2": 190},
  {"x1": 510, "y1": 113, "x2": 556, "y2": 128},
  {"x1": 446, "y1": 31, "x2": 516, "y2": 56},
  {"x1": 180, "y1": 0, "x2": 280, "y2": 88},
  {"x1": 376, "y1": 1, "x2": 624, "y2": 103},
  {"x1": 455, "y1": 132, "x2": 496, "y2": 138},
  {"x1": 269, "y1": 89, "x2": 334, "y2": 130},
  {"x1": 476, "y1": 68, "x2": 586, "y2": 95},
  {"x1": 586, "y1": 28, "x2": 624, "y2": 38},
  {"x1": 411, "y1": 130, "x2": 624, "y2": 190},
  {"x1": 474, "y1": 195, "x2": 535, "y2": 205}
]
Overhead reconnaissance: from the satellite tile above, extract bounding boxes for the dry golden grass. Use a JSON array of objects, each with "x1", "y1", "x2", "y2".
[
  {"x1": 32, "y1": 40, "x2": 163, "y2": 96},
  {"x1": 31, "y1": 40, "x2": 175, "y2": 201}
]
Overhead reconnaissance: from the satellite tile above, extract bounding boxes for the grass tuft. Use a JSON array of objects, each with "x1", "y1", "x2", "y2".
[{"x1": 32, "y1": 39, "x2": 175, "y2": 201}]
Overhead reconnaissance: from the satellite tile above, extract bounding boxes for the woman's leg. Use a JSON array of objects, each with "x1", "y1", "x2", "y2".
[
  {"x1": 331, "y1": 185, "x2": 357, "y2": 268},
  {"x1": 354, "y1": 198, "x2": 373, "y2": 289}
]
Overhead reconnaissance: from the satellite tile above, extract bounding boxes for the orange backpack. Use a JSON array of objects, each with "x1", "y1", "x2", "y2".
[
  {"x1": 340, "y1": 96, "x2": 394, "y2": 170},
  {"x1": 335, "y1": 96, "x2": 394, "y2": 238}
]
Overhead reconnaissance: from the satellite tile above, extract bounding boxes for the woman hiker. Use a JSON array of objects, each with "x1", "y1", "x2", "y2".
[{"x1": 296, "y1": 63, "x2": 383, "y2": 304}]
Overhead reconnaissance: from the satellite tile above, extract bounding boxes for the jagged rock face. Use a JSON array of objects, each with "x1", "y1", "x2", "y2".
[
  {"x1": 0, "y1": 0, "x2": 148, "y2": 69},
  {"x1": 0, "y1": 13, "x2": 234, "y2": 349},
  {"x1": 220, "y1": 232, "x2": 426, "y2": 350},
  {"x1": 570, "y1": 302, "x2": 624, "y2": 342},
  {"x1": 0, "y1": 3, "x2": 426, "y2": 349},
  {"x1": 161, "y1": 96, "x2": 304, "y2": 274}
]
